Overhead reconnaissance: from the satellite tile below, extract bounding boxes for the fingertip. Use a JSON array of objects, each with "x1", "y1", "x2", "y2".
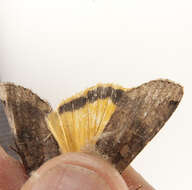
[{"x1": 22, "y1": 153, "x2": 128, "y2": 190}]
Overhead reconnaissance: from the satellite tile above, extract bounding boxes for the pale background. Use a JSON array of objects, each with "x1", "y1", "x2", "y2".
[{"x1": 0, "y1": 0, "x2": 192, "y2": 189}]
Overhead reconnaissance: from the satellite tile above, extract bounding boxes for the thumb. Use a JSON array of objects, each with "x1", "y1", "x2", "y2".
[{"x1": 21, "y1": 153, "x2": 128, "y2": 190}]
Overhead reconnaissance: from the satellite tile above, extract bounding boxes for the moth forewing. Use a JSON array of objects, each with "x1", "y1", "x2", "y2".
[
  {"x1": 96, "y1": 79, "x2": 183, "y2": 172},
  {"x1": 0, "y1": 83, "x2": 60, "y2": 174}
]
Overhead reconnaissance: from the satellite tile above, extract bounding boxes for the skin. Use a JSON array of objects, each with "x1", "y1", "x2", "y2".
[{"x1": 0, "y1": 146, "x2": 154, "y2": 190}]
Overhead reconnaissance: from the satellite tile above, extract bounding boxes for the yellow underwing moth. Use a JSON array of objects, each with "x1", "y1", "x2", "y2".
[{"x1": 0, "y1": 79, "x2": 183, "y2": 174}]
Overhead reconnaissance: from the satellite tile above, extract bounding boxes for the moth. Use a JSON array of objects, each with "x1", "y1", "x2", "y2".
[{"x1": 0, "y1": 79, "x2": 183, "y2": 174}]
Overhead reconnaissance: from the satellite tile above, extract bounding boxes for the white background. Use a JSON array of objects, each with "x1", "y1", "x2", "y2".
[{"x1": 0, "y1": 0, "x2": 191, "y2": 189}]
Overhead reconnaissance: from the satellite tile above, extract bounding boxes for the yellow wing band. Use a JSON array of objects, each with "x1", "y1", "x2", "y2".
[{"x1": 46, "y1": 84, "x2": 126, "y2": 153}]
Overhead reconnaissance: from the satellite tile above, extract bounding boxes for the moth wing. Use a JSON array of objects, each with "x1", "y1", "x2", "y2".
[
  {"x1": 96, "y1": 79, "x2": 183, "y2": 173},
  {"x1": 0, "y1": 83, "x2": 59, "y2": 173}
]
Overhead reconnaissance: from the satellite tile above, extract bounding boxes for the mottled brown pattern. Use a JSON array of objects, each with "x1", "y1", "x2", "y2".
[
  {"x1": 96, "y1": 79, "x2": 183, "y2": 173},
  {"x1": 0, "y1": 83, "x2": 59, "y2": 174}
]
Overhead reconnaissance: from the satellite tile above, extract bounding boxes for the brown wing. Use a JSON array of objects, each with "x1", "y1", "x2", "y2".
[
  {"x1": 0, "y1": 83, "x2": 59, "y2": 174},
  {"x1": 96, "y1": 79, "x2": 183, "y2": 173}
]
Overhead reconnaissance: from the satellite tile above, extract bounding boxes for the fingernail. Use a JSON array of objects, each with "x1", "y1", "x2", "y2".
[
  {"x1": 122, "y1": 166, "x2": 155, "y2": 190},
  {"x1": 0, "y1": 146, "x2": 8, "y2": 159},
  {"x1": 27, "y1": 163, "x2": 111, "y2": 190},
  {"x1": 0, "y1": 146, "x2": 28, "y2": 190}
]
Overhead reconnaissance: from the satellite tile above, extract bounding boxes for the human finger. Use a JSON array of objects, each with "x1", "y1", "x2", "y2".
[
  {"x1": 0, "y1": 146, "x2": 28, "y2": 190},
  {"x1": 22, "y1": 152, "x2": 129, "y2": 190}
]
